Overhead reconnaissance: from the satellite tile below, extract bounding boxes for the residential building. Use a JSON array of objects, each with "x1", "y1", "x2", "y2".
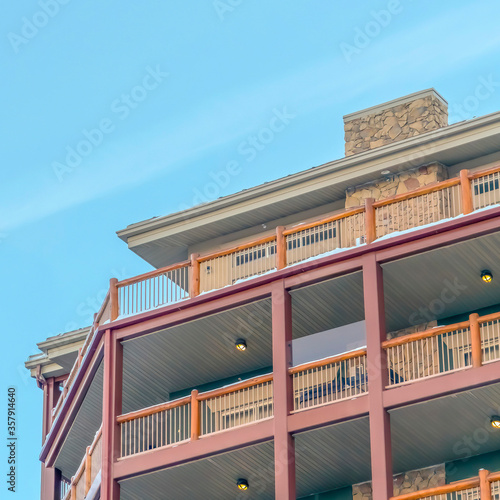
[{"x1": 26, "y1": 89, "x2": 500, "y2": 499}]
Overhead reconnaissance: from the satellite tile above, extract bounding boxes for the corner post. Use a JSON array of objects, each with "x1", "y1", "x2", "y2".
[
  {"x1": 470, "y1": 313, "x2": 482, "y2": 369},
  {"x1": 276, "y1": 226, "x2": 287, "y2": 270},
  {"x1": 365, "y1": 198, "x2": 377, "y2": 244},
  {"x1": 363, "y1": 254, "x2": 393, "y2": 500},
  {"x1": 109, "y1": 278, "x2": 119, "y2": 321},
  {"x1": 460, "y1": 169, "x2": 473, "y2": 215},
  {"x1": 190, "y1": 390, "x2": 200, "y2": 441},
  {"x1": 190, "y1": 253, "x2": 200, "y2": 298},
  {"x1": 479, "y1": 469, "x2": 492, "y2": 500},
  {"x1": 271, "y1": 281, "x2": 296, "y2": 499},
  {"x1": 101, "y1": 329, "x2": 122, "y2": 500}
]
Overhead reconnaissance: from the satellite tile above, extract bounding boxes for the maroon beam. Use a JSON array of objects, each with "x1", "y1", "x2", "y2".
[{"x1": 363, "y1": 254, "x2": 393, "y2": 500}]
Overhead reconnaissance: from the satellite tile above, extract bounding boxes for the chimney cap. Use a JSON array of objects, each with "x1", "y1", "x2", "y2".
[{"x1": 343, "y1": 88, "x2": 447, "y2": 123}]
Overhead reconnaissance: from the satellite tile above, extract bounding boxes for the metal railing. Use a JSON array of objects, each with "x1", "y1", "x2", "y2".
[{"x1": 290, "y1": 349, "x2": 368, "y2": 411}]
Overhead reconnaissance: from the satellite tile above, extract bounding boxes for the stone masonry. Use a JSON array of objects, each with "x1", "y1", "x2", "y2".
[
  {"x1": 344, "y1": 89, "x2": 448, "y2": 157},
  {"x1": 344, "y1": 163, "x2": 448, "y2": 209},
  {"x1": 352, "y1": 464, "x2": 446, "y2": 500}
]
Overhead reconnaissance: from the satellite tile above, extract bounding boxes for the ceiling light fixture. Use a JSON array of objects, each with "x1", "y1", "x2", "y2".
[
  {"x1": 491, "y1": 416, "x2": 500, "y2": 429},
  {"x1": 381, "y1": 170, "x2": 391, "y2": 175},
  {"x1": 235, "y1": 339, "x2": 247, "y2": 351},
  {"x1": 237, "y1": 479, "x2": 249, "y2": 490},
  {"x1": 481, "y1": 270, "x2": 493, "y2": 283}
]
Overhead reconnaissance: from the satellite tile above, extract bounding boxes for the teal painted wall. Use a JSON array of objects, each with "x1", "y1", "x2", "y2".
[
  {"x1": 446, "y1": 450, "x2": 500, "y2": 483},
  {"x1": 438, "y1": 303, "x2": 500, "y2": 326},
  {"x1": 298, "y1": 485, "x2": 352, "y2": 500},
  {"x1": 169, "y1": 366, "x2": 272, "y2": 400}
]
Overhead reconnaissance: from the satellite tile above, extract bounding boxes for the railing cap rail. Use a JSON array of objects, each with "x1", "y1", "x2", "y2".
[
  {"x1": 469, "y1": 163, "x2": 500, "y2": 180},
  {"x1": 282, "y1": 207, "x2": 365, "y2": 236},
  {"x1": 117, "y1": 395, "x2": 191, "y2": 423},
  {"x1": 117, "y1": 260, "x2": 191, "y2": 288},
  {"x1": 198, "y1": 235, "x2": 277, "y2": 263},
  {"x1": 382, "y1": 320, "x2": 471, "y2": 349},
  {"x1": 390, "y1": 476, "x2": 479, "y2": 500},
  {"x1": 289, "y1": 348, "x2": 367, "y2": 375},
  {"x1": 197, "y1": 373, "x2": 273, "y2": 401},
  {"x1": 373, "y1": 178, "x2": 461, "y2": 209}
]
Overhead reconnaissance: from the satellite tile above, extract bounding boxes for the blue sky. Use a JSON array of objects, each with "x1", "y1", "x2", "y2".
[{"x1": 2, "y1": 0, "x2": 500, "y2": 496}]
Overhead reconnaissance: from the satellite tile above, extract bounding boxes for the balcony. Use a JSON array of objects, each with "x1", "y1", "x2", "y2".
[{"x1": 49, "y1": 165, "x2": 500, "y2": 430}]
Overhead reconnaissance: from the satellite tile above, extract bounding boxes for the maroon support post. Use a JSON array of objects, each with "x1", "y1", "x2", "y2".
[
  {"x1": 101, "y1": 329, "x2": 123, "y2": 500},
  {"x1": 363, "y1": 254, "x2": 393, "y2": 500},
  {"x1": 272, "y1": 282, "x2": 296, "y2": 500}
]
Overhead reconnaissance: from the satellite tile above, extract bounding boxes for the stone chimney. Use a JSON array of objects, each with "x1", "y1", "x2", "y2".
[{"x1": 343, "y1": 89, "x2": 448, "y2": 157}]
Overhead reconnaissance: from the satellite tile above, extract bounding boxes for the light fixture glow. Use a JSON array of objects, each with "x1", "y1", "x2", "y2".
[
  {"x1": 235, "y1": 339, "x2": 247, "y2": 351},
  {"x1": 491, "y1": 416, "x2": 500, "y2": 429},
  {"x1": 237, "y1": 479, "x2": 249, "y2": 490},
  {"x1": 481, "y1": 270, "x2": 493, "y2": 283}
]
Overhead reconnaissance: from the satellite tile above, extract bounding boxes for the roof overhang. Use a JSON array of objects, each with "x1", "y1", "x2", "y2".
[
  {"x1": 25, "y1": 327, "x2": 91, "y2": 381},
  {"x1": 119, "y1": 111, "x2": 500, "y2": 269}
]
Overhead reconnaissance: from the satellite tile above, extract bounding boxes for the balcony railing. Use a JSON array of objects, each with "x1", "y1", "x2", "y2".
[
  {"x1": 108, "y1": 165, "x2": 500, "y2": 320},
  {"x1": 117, "y1": 374, "x2": 274, "y2": 458},
  {"x1": 51, "y1": 295, "x2": 112, "y2": 423},
  {"x1": 290, "y1": 349, "x2": 368, "y2": 411},
  {"x1": 390, "y1": 468, "x2": 500, "y2": 499},
  {"x1": 62, "y1": 426, "x2": 102, "y2": 500},
  {"x1": 384, "y1": 312, "x2": 500, "y2": 387}
]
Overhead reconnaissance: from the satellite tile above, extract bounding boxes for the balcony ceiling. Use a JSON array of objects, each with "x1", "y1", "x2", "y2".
[
  {"x1": 383, "y1": 231, "x2": 500, "y2": 332},
  {"x1": 54, "y1": 362, "x2": 103, "y2": 480},
  {"x1": 291, "y1": 271, "x2": 365, "y2": 338},
  {"x1": 295, "y1": 417, "x2": 371, "y2": 496},
  {"x1": 391, "y1": 382, "x2": 500, "y2": 473},
  {"x1": 122, "y1": 300, "x2": 274, "y2": 414},
  {"x1": 117, "y1": 112, "x2": 500, "y2": 269},
  {"x1": 119, "y1": 441, "x2": 275, "y2": 500}
]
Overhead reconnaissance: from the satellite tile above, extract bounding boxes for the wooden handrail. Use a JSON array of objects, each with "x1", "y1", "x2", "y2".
[
  {"x1": 478, "y1": 311, "x2": 500, "y2": 323},
  {"x1": 282, "y1": 207, "x2": 365, "y2": 236},
  {"x1": 198, "y1": 235, "x2": 277, "y2": 262},
  {"x1": 117, "y1": 260, "x2": 191, "y2": 288},
  {"x1": 94, "y1": 291, "x2": 110, "y2": 324},
  {"x1": 289, "y1": 348, "x2": 367, "y2": 375},
  {"x1": 390, "y1": 476, "x2": 479, "y2": 500},
  {"x1": 469, "y1": 163, "x2": 500, "y2": 180},
  {"x1": 197, "y1": 374, "x2": 273, "y2": 401},
  {"x1": 66, "y1": 426, "x2": 102, "y2": 497},
  {"x1": 117, "y1": 374, "x2": 274, "y2": 423},
  {"x1": 488, "y1": 470, "x2": 500, "y2": 482},
  {"x1": 117, "y1": 396, "x2": 191, "y2": 423},
  {"x1": 382, "y1": 320, "x2": 470, "y2": 349},
  {"x1": 373, "y1": 178, "x2": 461, "y2": 209}
]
